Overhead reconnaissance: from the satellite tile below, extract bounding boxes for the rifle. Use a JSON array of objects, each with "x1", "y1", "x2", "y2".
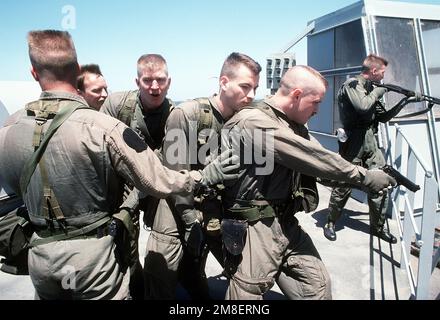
[{"x1": 372, "y1": 81, "x2": 440, "y2": 107}]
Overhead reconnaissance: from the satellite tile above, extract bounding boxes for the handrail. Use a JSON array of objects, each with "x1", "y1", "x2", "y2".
[
  {"x1": 394, "y1": 125, "x2": 433, "y2": 176},
  {"x1": 387, "y1": 123, "x2": 440, "y2": 300}
]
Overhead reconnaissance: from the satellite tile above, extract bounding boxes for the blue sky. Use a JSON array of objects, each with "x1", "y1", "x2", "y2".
[{"x1": 1, "y1": 0, "x2": 439, "y2": 100}]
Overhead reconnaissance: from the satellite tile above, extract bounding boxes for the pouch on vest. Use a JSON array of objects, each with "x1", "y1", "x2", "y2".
[
  {"x1": 220, "y1": 219, "x2": 248, "y2": 256},
  {"x1": 0, "y1": 207, "x2": 32, "y2": 275},
  {"x1": 291, "y1": 174, "x2": 319, "y2": 214}
]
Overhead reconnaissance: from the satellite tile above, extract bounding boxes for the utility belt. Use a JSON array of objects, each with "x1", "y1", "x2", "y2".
[
  {"x1": 30, "y1": 215, "x2": 112, "y2": 248},
  {"x1": 221, "y1": 199, "x2": 289, "y2": 276},
  {"x1": 225, "y1": 199, "x2": 288, "y2": 223}
]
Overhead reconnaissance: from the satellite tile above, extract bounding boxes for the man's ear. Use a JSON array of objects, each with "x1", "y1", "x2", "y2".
[
  {"x1": 135, "y1": 77, "x2": 140, "y2": 88},
  {"x1": 220, "y1": 76, "x2": 229, "y2": 91},
  {"x1": 30, "y1": 66, "x2": 39, "y2": 81},
  {"x1": 291, "y1": 88, "x2": 303, "y2": 99}
]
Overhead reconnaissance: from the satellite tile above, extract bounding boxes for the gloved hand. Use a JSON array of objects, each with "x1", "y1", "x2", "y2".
[
  {"x1": 407, "y1": 92, "x2": 423, "y2": 103},
  {"x1": 181, "y1": 209, "x2": 205, "y2": 257},
  {"x1": 363, "y1": 169, "x2": 397, "y2": 194},
  {"x1": 199, "y1": 149, "x2": 240, "y2": 187}
]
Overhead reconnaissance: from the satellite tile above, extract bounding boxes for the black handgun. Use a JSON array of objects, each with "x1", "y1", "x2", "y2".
[{"x1": 381, "y1": 165, "x2": 420, "y2": 193}]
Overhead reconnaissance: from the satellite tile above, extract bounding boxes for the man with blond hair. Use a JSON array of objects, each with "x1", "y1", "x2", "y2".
[
  {"x1": 144, "y1": 52, "x2": 261, "y2": 300},
  {"x1": 101, "y1": 53, "x2": 174, "y2": 299}
]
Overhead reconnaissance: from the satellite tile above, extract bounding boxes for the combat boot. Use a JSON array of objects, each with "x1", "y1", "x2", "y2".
[
  {"x1": 323, "y1": 221, "x2": 336, "y2": 241},
  {"x1": 371, "y1": 227, "x2": 397, "y2": 244}
]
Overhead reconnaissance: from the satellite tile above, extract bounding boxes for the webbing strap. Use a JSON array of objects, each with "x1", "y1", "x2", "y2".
[
  {"x1": 226, "y1": 199, "x2": 276, "y2": 222},
  {"x1": 195, "y1": 98, "x2": 213, "y2": 146},
  {"x1": 117, "y1": 91, "x2": 137, "y2": 126},
  {"x1": 20, "y1": 102, "x2": 89, "y2": 196},
  {"x1": 32, "y1": 122, "x2": 45, "y2": 148},
  {"x1": 39, "y1": 159, "x2": 65, "y2": 223},
  {"x1": 28, "y1": 215, "x2": 111, "y2": 248}
]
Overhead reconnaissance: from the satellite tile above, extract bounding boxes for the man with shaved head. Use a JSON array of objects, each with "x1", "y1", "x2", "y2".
[{"x1": 220, "y1": 65, "x2": 397, "y2": 300}]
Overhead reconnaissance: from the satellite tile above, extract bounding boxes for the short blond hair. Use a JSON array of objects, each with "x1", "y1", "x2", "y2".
[
  {"x1": 137, "y1": 54, "x2": 168, "y2": 77},
  {"x1": 280, "y1": 65, "x2": 328, "y2": 95},
  {"x1": 362, "y1": 54, "x2": 388, "y2": 73},
  {"x1": 28, "y1": 30, "x2": 78, "y2": 81}
]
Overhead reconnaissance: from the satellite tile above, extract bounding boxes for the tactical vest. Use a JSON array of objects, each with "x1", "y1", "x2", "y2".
[
  {"x1": 226, "y1": 103, "x2": 319, "y2": 222},
  {"x1": 338, "y1": 77, "x2": 384, "y2": 132},
  {"x1": 194, "y1": 97, "x2": 214, "y2": 146},
  {"x1": 20, "y1": 99, "x2": 135, "y2": 247},
  {"x1": 193, "y1": 97, "x2": 223, "y2": 234},
  {"x1": 23, "y1": 99, "x2": 88, "y2": 231},
  {"x1": 116, "y1": 90, "x2": 174, "y2": 150}
]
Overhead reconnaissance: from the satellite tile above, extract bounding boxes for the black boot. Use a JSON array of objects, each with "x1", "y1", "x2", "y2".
[
  {"x1": 371, "y1": 227, "x2": 397, "y2": 244},
  {"x1": 323, "y1": 221, "x2": 337, "y2": 241}
]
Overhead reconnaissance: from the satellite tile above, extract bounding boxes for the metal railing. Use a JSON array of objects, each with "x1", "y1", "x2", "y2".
[{"x1": 387, "y1": 123, "x2": 440, "y2": 300}]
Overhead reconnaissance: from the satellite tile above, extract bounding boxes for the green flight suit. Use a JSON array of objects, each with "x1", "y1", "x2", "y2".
[
  {"x1": 101, "y1": 90, "x2": 173, "y2": 299},
  {"x1": 0, "y1": 91, "x2": 202, "y2": 299},
  {"x1": 221, "y1": 99, "x2": 371, "y2": 300},
  {"x1": 144, "y1": 96, "x2": 225, "y2": 300},
  {"x1": 328, "y1": 75, "x2": 403, "y2": 232}
]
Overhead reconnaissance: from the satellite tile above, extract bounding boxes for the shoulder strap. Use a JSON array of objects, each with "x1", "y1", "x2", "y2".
[
  {"x1": 194, "y1": 98, "x2": 214, "y2": 146},
  {"x1": 117, "y1": 91, "x2": 138, "y2": 126},
  {"x1": 195, "y1": 97, "x2": 213, "y2": 132},
  {"x1": 19, "y1": 102, "x2": 89, "y2": 196}
]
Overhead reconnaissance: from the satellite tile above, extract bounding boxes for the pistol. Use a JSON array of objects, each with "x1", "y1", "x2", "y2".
[{"x1": 381, "y1": 165, "x2": 420, "y2": 193}]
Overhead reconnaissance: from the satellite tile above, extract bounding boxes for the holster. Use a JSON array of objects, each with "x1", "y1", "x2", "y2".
[
  {"x1": 199, "y1": 197, "x2": 223, "y2": 236},
  {"x1": 0, "y1": 207, "x2": 32, "y2": 275},
  {"x1": 110, "y1": 209, "x2": 136, "y2": 273},
  {"x1": 220, "y1": 219, "x2": 248, "y2": 256},
  {"x1": 141, "y1": 195, "x2": 160, "y2": 228},
  {"x1": 291, "y1": 174, "x2": 319, "y2": 214}
]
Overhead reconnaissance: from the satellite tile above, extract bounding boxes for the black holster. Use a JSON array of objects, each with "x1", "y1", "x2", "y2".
[
  {"x1": 0, "y1": 207, "x2": 32, "y2": 275},
  {"x1": 221, "y1": 219, "x2": 248, "y2": 276}
]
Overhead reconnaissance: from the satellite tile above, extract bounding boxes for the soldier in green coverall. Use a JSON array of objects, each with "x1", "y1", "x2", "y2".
[{"x1": 324, "y1": 54, "x2": 421, "y2": 243}]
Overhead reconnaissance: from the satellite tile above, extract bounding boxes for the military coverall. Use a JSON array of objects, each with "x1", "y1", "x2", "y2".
[
  {"x1": 0, "y1": 91, "x2": 202, "y2": 300},
  {"x1": 221, "y1": 99, "x2": 372, "y2": 300},
  {"x1": 327, "y1": 75, "x2": 403, "y2": 232},
  {"x1": 101, "y1": 90, "x2": 173, "y2": 298},
  {"x1": 144, "y1": 96, "x2": 224, "y2": 299}
]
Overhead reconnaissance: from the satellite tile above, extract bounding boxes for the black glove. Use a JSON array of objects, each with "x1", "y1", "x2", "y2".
[
  {"x1": 362, "y1": 169, "x2": 397, "y2": 194},
  {"x1": 181, "y1": 209, "x2": 204, "y2": 257},
  {"x1": 199, "y1": 149, "x2": 239, "y2": 187}
]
